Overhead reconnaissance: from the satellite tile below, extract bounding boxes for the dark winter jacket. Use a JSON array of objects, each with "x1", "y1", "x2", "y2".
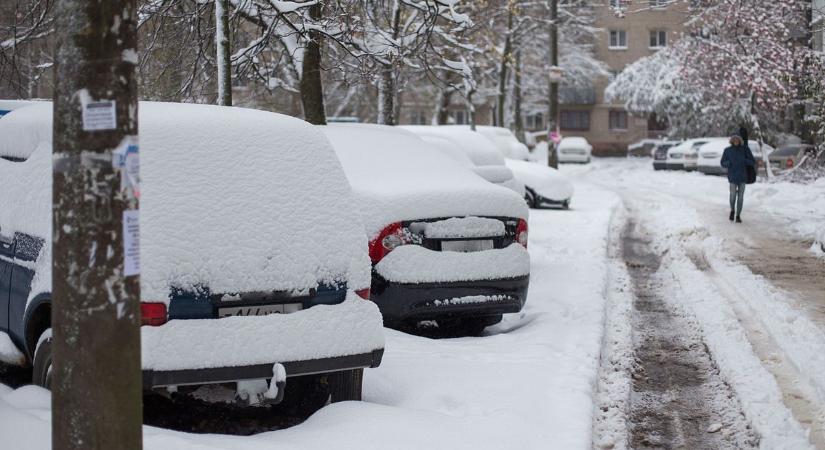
[{"x1": 721, "y1": 145, "x2": 756, "y2": 184}]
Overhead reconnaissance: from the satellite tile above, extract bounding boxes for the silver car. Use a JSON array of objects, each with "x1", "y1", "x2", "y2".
[{"x1": 768, "y1": 144, "x2": 816, "y2": 173}]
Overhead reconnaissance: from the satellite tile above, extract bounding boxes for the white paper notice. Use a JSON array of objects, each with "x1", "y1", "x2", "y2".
[
  {"x1": 82, "y1": 100, "x2": 117, "y2": 131},
  {"x1": 123, "y1": 209, "x2": 140, "y2": 276}
]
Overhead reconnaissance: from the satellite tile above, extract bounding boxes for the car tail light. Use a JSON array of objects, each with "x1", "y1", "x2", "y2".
[
  {"x1": 369, "y1": 222, "x2": 408, "y2": 263},
  {"x1": 786, "y1": 158, "x2": 794, "y2": 168},
  {"x1": 355, "y1": 288, "x2": 371, "y2": 300},
  {"x1": 141, "y1": 302, "x2": 168, "y2": 326},
  {"x1": 516, "y1": 219, "x2": 528, "y2": 249}
]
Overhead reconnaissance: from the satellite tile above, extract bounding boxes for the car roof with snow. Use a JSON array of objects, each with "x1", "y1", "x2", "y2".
[
  {"x1": 669, "y1": 137, "x2": 725, "y2": 154},
  {"x1": 318, "y1": 124, "x2": 528, "y2": 238},
  {"x1": 0, "y1": 102, "x2": 370, "y2": 299},
  {"x1": 697, "y1": 139, "x2": 770, "y2": 157},
  {"x1": 399, "y1": 125, "x2": 506, "y2": 166},
  {"x1": 559, "y1": 136, "x2": 590, "y2": 148}
]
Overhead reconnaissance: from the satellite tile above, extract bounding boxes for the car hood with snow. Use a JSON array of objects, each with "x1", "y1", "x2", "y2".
[{"x1": 319, "y1": 124, "x2": 528, "y2": 238}]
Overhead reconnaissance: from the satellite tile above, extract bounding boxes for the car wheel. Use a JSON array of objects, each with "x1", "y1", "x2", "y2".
[
  {"x1": 32, "y1": 329, "x2": 53, "y2": 389},
  {"x1": 524, "y1": 190, "x2": 537, "y2": 209},
  {"x1": 329, "y1": 369, "x2": 363, "y2": 402},
  {"x1": 562, "y1": 200, "x2": 570, "y2": 210}
]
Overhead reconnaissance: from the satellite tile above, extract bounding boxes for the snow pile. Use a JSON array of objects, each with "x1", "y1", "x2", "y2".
[
  {"x1": 505, "y1": 159, "x2": 574, "y2": 201},
  {"x1": 0, "y1": 103, "x2": 372, "y2": 304},
  {"x1": 320, "y1": 124, "x2": 527, "y2": 239},
  {"x1": 375, "y1": 244, "x2": 529, "y2": 283},
  {"x1": 0, "y1": 332, "x2": 25, "y2": 365},
  {"x1": 432, "y1": 294, "x2": 509, "y2": 307},
  {"x1": 423, "y1": 217, "x2": 505, "y2": 239},
  {"x1": 814, "y1": 226, "x2": 825, "y2": 257},
  {"x1": 142, "y1": 293, "x2": 384, "y2": 371}
]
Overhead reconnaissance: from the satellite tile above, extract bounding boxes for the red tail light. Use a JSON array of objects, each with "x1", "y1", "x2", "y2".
[
  {"x1": 786, "y1": 158, "x2": 794, "y2": 168},
  {"x1": 516, "y1": 219, "x2": 528, "y2": 249},
  {"x1": 141, "y1": 302, "x2": 168, "y2": 326},
  {"x1": 369, "y1": 222, "x2": 408, "y2": 263},
  {"x1": 355, "y1": 288, "x2": 371, "y2": 300}
]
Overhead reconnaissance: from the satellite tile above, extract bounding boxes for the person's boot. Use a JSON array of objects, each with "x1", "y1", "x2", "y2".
[
  {"x1": 735, "y1": 215, "x2": 742, "y2": 223},
  {"x1": 729, "y1": 210, "x2": 735, "y2": 221}
]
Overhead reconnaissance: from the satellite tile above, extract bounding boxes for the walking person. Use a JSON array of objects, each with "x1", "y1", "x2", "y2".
[{"x1": 721, "y1": 134, "x2": 756, "y2": 223}]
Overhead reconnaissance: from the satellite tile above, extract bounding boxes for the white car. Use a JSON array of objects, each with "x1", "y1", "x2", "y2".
[
  {"x1": 400, "y1": 125, "x2": 525, "y2": 196},
  {"x1": 505, "y1": 159, "x2": 575, "y2": 209},
  {"x1": 320, "y1": 124, "x2": 530, "y2": 335},
  {"x1": 0, "y1": 103, "x2": 384, "y2": 408},
  {"x1": 697, "y1": 139, "x2": 775, "y2": 176},
  {"x1": 466, "y1": 126, "x2": 532, "y2": 160},
  {"x1": 666, "y1": 138, "x2": 723, "y2": 171},
  {"x1": 557, "y1": 137, "x2": 593, "y2": 164}
]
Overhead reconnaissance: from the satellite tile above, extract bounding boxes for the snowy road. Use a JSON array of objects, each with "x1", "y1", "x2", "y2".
[{"x1": 1, "y1": 158, "x2": 823, "y2": 449}]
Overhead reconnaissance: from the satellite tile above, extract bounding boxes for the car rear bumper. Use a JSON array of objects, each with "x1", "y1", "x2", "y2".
[
  {"x1": 143, "y1": 349, "x2": 384, "y2": 389},
  {"x1": 665, "y1": 162, "x2": 684, "y2": 170},
  {"x1": 534, "y1": 193, "x2": 570, "y2": 208},
  {"x1": 370, "y1": 273, "x2": 529, "y2": 323},
  {"x1": 652, "y1": 161, "x2": 668, "y2": 170}
]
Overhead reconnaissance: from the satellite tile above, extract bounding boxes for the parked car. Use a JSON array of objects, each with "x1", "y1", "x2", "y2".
[
  {"x1": 666, "y1": 138, "x2": 722, "y2": 171},
  {"x1": 0, "y1": 103, "x2": 384, "y2": 408},
  {"x1": 697, "y1": 139, "x2": 775, "y2": 175},
  {"x1": 400, "y1": 125, "x2": 525, "y2": 197},
  {"x1": 505, "y1": 159, "x2": 574, "y2": 209},
  {"x1": 768, "y1": 144, "x2": 816, "y2": 173},
  {"x1": 0, "y1": 99, "x2": 38, "y2": 118},
  {"x1": 652, "y1": 141, "x2": 680, "y2": 170},
  {"x1": 628, "y1": 138, "x2": 662, "y2": 158},
  {"x1": 319, "y1": 124, "x2": 530, "y2": 335},
  {"x1": 469, "y1": 126, "x2": 532, "y2": 160},
  {"x1": 557, "y1": 137, "x2": 593, "y2": 164}
]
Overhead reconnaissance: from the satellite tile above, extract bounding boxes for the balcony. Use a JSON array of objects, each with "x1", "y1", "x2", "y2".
[{"x1": 559, "y1": 85, "x2": 596, "y2": 106}]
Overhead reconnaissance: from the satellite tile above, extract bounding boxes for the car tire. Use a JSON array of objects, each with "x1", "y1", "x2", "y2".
[
  {"x1": 32, "y1": 329, "x2": 53, "y2": 389},
  {"x1": 524, "y1": 190, "x2": 537, "y2": 209},
  {"x1": 329, "y1": 369, "x2": 363, "y2": 402},
  {"x1": 562, "y1": 200, "x2": 570, "y2": 210}
]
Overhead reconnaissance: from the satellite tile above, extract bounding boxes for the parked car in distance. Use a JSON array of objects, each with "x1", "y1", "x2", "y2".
[
  {"x1": 0, "y1": 99, "x2": 39, "y2": 118},
  {"x1": 628, "y1": 138, "x2": 662, "y2": 158},
  {"x1": 557, "y1": 137, "x2": 592, "y2": 164},
  {"x1": 468, "y1": 126, "x2": 532, "y2": 160},
  {"x1": 320, "y1": 124, "x2": 531, "y2": 335},
  {"x1": 769, "y1": 144, "x2": 816, "y2": 173},
  {"x1": 652, "y1": 141, "x2": 680, "y2": 170},
  {"x1": 697, "y1": 139, "x2": 775, "y2": 176},
  {"x1": 400, "y1": 125, "x2": 525, "y2": 197},
  {"x1": 0, "y1": 103, "x2": 384, "y2": 409},
  {"x1": 666, "y1": 138, "x2": 722, "y2": 171}
]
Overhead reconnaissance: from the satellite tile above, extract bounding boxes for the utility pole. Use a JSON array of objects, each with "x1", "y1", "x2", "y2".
[
  {"x1": 216, "y1": 0, "x2": 233, "y2": 106},
  {"x1": 52, "y1": 0, "x2": 142, "y2": 448},
  {"x1": 547, "y1": 0, "x2": 560, "y2": 168}
]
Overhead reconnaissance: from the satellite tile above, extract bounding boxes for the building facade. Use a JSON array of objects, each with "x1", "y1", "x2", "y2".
[{"x1": 559, "y1": 0, "x2": 690, "y2": 155}]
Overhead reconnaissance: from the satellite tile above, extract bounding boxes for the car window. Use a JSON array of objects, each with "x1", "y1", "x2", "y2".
[{"x1": 773, "y1": 147, "x2": 800, "y2": 157}]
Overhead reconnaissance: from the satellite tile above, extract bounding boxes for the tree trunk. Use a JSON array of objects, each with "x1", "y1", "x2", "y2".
[
  {"x1": 215, "y1": 0, "x2": 232, "y2": 106},
  {"x1": 52, "y1": 0, "x2": 142, "y2": 449},
  {"x1": 377, "y1": 67, "x2": 395, "y2": 125},
  {"x1": 496, "y1": 6, "x2": 513, "y2": 128},
  {"x1": 513, "y1": 50, "x2": 525, "y2": 142},
  {"x1": 300, "y1": 3, "x2": 327, "y2": 125},
  {"x1": 547, "y1": 0, "x2": 559, "y2": 168},
  {"x1": 750, "y1": 92, "x2": 772, "y2": 179}
]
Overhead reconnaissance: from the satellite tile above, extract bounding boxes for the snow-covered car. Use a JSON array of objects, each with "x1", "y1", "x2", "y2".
[
  {"x1": 320, "y1": 124, "x2": 530, "y2": 334},
  {"x1": 505, "y1": 159, "x2": 574, "y2": 209},
  {"x1": 652, "y1": 141, "x2": 680, "y2": 170},
  {"x1": 628, "y1": 138, "x2": 661, "y2": 158},
  {"x1": 768, "y1": 144, "x2": 816, "y2": 173},
  {"x1": 400, "y1": 125, "x2": 525, "y2": 196},
  {"x1": 697, "y1": 139, "x2": 775, "y2": 176},
  {"x1": 0, "y1": 99, "x2": 39, "y2": 118},
  {"x1": 666, "y1": 138, "x2": 722, "y2": 171},
  {"x1": 0, "y1": 103, "x2": 384, "y2": 405},
  {"x1": 469, "y1": 126, "x2": 532, "y2": 160},
  {"x1": 557, "y1": 137, "x2": 593, "y2": 164}
]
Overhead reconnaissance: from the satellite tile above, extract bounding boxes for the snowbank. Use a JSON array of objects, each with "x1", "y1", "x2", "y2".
[
  {"x1": 142, "y1": 294, "x2": 384, "y2": 371},
  {"x1": 0, "y1": 103, "x2": 372, "y2": 303},
  {"x1": 375, "y1": 244, "x2": 529, "y2": 284},
  {"x1": 320, "y1": 124, "x2": 528, "y2": 239}
]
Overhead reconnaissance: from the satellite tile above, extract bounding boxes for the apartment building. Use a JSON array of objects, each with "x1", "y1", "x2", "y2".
[{"x1": 559, "y1": 0, "x2": 690, "y2": 155}]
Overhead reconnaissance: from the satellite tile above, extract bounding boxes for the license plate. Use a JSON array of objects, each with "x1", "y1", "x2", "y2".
[
  {"x1": 441, "y1": 240, "x2": 494, "y2": 252},
  {"x1": 218, "y1": 303, "x2": 302, "y2": 318}
]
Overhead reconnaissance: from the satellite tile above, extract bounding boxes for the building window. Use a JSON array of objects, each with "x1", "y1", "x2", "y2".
[
  {"x1": 609, "y1": 110, "x2": 628, "y2": 130},
  {"x1": 526, "y1": 112, "x2": 544, "y2": 131},
  {"x1": 560, "y1": 110, "x2": 590, "y2": 131},
  {"x1": 649, "y1": 30, "x2": 667, "y2": 48},
  {"x1": 608, "y1": 70, "x2": 621, "y2": 81},
  {"x1": 409, "y1": 110, "x2": 428, "y2": 125},
  {"x1": 609, "y1": 30, "x2": 627, "y2": 49}
]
